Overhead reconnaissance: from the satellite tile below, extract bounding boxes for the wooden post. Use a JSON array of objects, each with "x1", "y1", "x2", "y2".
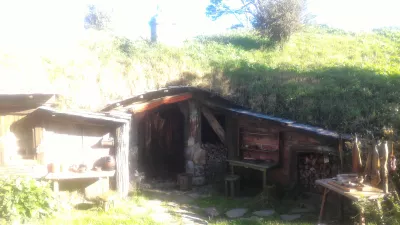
[
  {"x1": 184, "y1": 100, "x2": 203, "y2": 185},
  {"x1": 130, "y1": 115, "x2": 139, "y2": 186},
  {"x1": 381, "y1": 141, "x2": 389, "y2": 193},
  {"x1": 225, "y1": 114, "x2": 238, "y2": 160},
  {"x1": 371, "y1": 141, "x2": 381, "y2": 187},
  {"x1": 352, "y1": 136, "x2": 362, "y2": 173},
  {"x1": 188, "y1": 101, "x2": 201, "y2": 145},
  {"x1": 338, "y1": 135, "x2": 343, "y2": 173},
  {"x1": 115, "y1": 121, "x2": 130, "y2": 198},
  {"x1": 318, "y1": 188, "x2": 329, "y2": 223}
]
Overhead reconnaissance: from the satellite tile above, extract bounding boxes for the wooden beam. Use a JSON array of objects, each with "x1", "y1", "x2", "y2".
[
  {"x1": 201, "y1": 106, "x2": 225, "y2": 143},
  {"x1": 128, "y1": 93, "x2": 192, "y2": 113}
]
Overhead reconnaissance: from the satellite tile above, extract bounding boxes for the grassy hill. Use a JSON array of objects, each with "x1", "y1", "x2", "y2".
[{"x1": 1, "y1": 26, "x2": 399, "y2": 136}]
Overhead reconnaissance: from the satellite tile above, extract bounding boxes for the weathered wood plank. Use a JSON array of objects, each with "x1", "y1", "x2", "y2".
[
  {"x1": 201, "y1": 106, "x2": 225, "y2": 143},
  {"x1": 115, "y1": 121, "x2": 130, "y2": 198},
  {"x1": 128, "y1": 93, "x2": 192, "y2": 113}
]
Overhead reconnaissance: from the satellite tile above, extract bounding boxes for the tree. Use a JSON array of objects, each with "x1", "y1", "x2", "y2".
[
  {"x1": 84, "y1": 4, "x2": 112, "y2": 30},
  {"x1": 206, "y1": 0, "x2": 306, "y2": 42}
]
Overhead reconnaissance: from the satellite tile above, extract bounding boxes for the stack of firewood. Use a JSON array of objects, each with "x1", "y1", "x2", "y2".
[
  {"x1": 298, "y1": 153, "x2": 338, "y2": 191},
  {"x1": 202, "y1": 143, "x2": 228, "y2": 183}
]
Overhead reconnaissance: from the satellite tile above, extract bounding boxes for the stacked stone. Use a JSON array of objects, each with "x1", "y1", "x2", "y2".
[{"x1": 185, "y1": 143, "x2": 206, "y2": 186}]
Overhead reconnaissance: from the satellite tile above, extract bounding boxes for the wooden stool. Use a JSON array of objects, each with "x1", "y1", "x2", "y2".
[{"x1": 225, "y1": 175, "x2": 240, "y2": 197}]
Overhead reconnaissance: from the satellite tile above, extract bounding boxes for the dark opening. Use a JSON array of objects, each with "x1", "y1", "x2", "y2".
[
  {"x1": 201, "y1": 113, "x2": 225, "y2": 144},
  {"x1": 139, "y1": 104, "x2": 185, "y2": 180}
]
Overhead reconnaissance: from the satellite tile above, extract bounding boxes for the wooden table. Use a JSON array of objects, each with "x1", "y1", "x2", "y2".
[
  {"x1": 227, "y1": 159, "x2": 278, "y2": 189},
  {"x1": 45, "y1": 170, "x2": 115, "y2": 192},
  {"x1": 316, "y1": 178, "x2": 385, "y2": 225}
]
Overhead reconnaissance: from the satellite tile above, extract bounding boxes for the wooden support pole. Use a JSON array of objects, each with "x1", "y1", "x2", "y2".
[
  {"x1": 381, "y1": 141, "x2": 389, "y2": 193},
  {"x1": 115, "y1": 121, "x2": 130, "y2": 198},
  {"x1": 318, "y1": 188, "x2": 330, "y2": 223},
  {"x1": 130, "y1": 115, "x2": 139, "y2": 185},
  {"x1": 201, "y1": 106, "x2": 225, "y2": 143},
  {"x1": 338, "y1": 135, "x2": 343, "y2": 173}
]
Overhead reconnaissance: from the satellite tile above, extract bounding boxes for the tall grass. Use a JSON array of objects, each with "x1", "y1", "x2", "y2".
[{"x1": 1, "y1": 26, "x2": 399, "y2": 135}]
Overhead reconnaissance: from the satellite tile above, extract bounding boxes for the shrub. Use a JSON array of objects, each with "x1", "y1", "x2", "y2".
[
  {"x1": 355, "y1": 193, "x2": 400, "y2": 225},
  {"x1": 0, "y1": 176, "x2": 58, "y2": 223},
  {"x1": 253, "y1": 0, "x2": 305, "y2": 42}
]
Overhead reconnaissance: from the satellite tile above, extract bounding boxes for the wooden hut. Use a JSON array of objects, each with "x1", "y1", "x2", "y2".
[
  {"x1": 101, "y1": 86, "x2": 352, "y2": 194},
  {"x1": 12, "y1": 106, "x2": 131, "y2": 197}
]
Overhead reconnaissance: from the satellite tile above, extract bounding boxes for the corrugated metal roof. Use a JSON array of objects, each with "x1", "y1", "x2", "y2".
[
  {"x1": 13, "y1": 106, "x2": 130, "y2": 129},
  {"x1": 0, "y1": 93, "x2": 56, "y2": 114},
  {"x1": 215, "y1": 106, "x2": 352, "y2": 140},
  {"x1": 37, "y1": 106, "x2": 130, "y2": 124}
]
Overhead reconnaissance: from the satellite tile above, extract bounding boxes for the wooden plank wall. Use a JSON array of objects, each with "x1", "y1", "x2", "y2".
[
  {"x1": 35, "y1": 120, "x2": 112, "y2": 169},
  {"x1": 234, "y1": 116, "x2": 333, "y2": 186}
]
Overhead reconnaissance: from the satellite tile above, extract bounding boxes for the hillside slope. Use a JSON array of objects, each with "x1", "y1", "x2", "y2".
[{"x1": 1, "y1": 27, "x2": 399, "y2": 135}]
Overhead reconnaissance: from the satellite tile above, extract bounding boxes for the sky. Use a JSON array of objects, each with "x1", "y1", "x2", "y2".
[{"x1": 0, "y1": 0, "x2": 399, "y2": 48}]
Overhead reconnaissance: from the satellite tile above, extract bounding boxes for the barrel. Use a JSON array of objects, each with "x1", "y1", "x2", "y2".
[{"x1": 177, "y1": 173, "x2": 192, "y2": 191}]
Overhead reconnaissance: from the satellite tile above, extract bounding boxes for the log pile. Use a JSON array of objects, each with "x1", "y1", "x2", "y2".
[
  {"x1": 298, "y1": 153, "x2": 339, "y2": 192},
  {"x1": 203, "y1": 143, "x2": 228, "y2": 184}
]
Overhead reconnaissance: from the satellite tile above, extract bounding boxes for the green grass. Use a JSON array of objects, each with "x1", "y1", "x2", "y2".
[
  {"x1": 39, "y1": 195, "x2": 162, "y2": 225},
  {"x1": 35, "y1": 193, "x2": 316, "y2": 225},
  {"x1": 1, "y1": 26, "x2": 399, "y2": 135}
]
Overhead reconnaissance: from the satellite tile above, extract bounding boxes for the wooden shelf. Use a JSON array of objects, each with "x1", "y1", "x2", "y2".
[{"x1": 241, "y1": 148, "x2": 278, "y2": 153}]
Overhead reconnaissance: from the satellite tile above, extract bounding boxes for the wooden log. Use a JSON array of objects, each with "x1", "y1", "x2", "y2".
[
  {"x1": 128, "y1": 93, "x2": 192, "y2": 113},
  {"x1": 201, "y1": 106, "x2": 225, "y2": 143}
]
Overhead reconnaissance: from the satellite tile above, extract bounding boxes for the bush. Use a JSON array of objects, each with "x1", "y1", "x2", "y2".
[
  {"x1": 0, "y1": 176, "x2": 58, "y2": 223},
  {"x1": 355, "y1": 193, "x2": 400, "y2": 225},
  {"x1": 253, "y1": 0, "x2": 304, "y2": 42}
]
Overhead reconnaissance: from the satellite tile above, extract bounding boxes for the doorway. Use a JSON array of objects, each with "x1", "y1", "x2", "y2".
[{"x1": 139, "y1": 104, "x2": 185, "y2": 180}]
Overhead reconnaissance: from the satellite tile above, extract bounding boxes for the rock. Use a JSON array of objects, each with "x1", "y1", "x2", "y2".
[
  {"x1": 194, "y1": 164, "x2": 205, "y2": 176},
  {"x1": 186, "y1": 161, "x2": 195, "y2": 174},
  {"x1": 204, "y1": 207, "x2": 220, "y2": 217},
  {"x1": 225, "y1": 208, "x2": 248, "y2": 218},
  {"x1": 193, "y1": 148, "x2": 206, "y2": 165},
  {"x1": 280, "y1": 214, "x2": 301, "y2": 221},
  {"x1": 252, "y1": 209, "x2": 275, "y2": 217}
]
